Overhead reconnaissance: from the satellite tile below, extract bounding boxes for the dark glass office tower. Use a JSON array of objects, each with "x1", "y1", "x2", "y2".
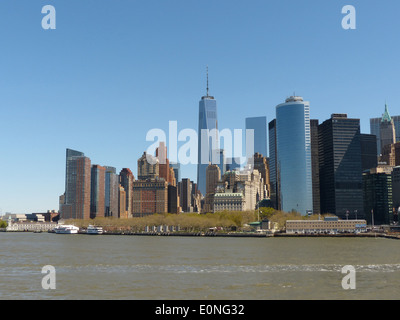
[
  {"x1": 197, "y1": 71, "x2": 218, "y2": 196},
  {"x1": 104, "y1": 166, "x2": 119, "y2": 218},
  {"x1": 363, "y1": 166, "x2": 393, "y2": 225},
  {"x1": 319, "y1": 114, "x2": 364, "y2": 219},
  {"x1": 246, "y1": 116, "x2": 267, "y2": 157},
  {"x1": 360, "y1": 134, "x2": 378, "y2": 172},
  {"x1": 90, "y1": 165, "x2": 106, "y2": 219},
  {"x1": 268, "y1": 119, "x2": 279, "y2": 210},
  {"x1": 310, "y1": 119, "x2": 320, "y2": 215}
]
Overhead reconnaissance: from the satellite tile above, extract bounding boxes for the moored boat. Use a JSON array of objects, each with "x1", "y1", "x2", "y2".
[{"x1": 54, "y1": 225, "x2": 79, "y2": 234}]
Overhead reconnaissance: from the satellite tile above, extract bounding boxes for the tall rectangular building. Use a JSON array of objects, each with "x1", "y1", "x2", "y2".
[
  {"x1": 276, "y1": 96, "x2": 313, "y2": 215},
  {"x1": 360, "y1": 134, "x2": 378, "y2": 171},
  {"x1": 319, "y1": 114, "x2": 364, "y2": 219},
  {"x1": 90, "y1": 165, "x2": 106, "y2": 219},
  {"x1": 246, "y1": 116, "x2": 267, "y2": 157},
  {"x1": 268, "y1": 119, "x2": 279, "y2": 210},
  {"x1": 61, "y1": 149, "x2": 91, "y2": 220},
  {"x1": 179, "y1": 178, "x2": 192, "y2": 212},
  {"x1": 363, "y1": 166, "x2": 393, "y2": 225},
  {"x1": 104, "y1": 166, "x2": 119, "y2": 218},
  {"x1": 310, "y1": 119, "x2": 320, "y2": 215},
  {"x1": 119, "y1": 168, "x2": 134, "y2": 218},
  {"x1": 197, "y1": 77, "x2": 218, "y2": 196}
]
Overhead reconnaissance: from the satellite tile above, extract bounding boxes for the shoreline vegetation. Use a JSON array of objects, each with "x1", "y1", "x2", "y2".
[{"x1": 64, "y1": 209, "x2": 308, "y2": 233}]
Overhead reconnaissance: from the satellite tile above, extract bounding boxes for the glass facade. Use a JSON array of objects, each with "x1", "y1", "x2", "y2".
[
  {"x1": 276, "y1": 97, "x2": 313, "y2": 215},
  {"x1": 268, "y1": 119, "x2": 279, "y2": 210},
  {"x1": 197, "y1": 96, "x2": 218, "y2": 196},
  {"x1": 319, "y1": 114, "x2": 364, "y2": 219},
  {"x1": 245, "y1": 116, "x2": 267, "y2": 157}
]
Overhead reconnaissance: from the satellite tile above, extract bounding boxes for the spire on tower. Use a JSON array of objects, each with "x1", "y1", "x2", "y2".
[{"x1": 206, "y1": 65, "x2": 209, "y2": 97}]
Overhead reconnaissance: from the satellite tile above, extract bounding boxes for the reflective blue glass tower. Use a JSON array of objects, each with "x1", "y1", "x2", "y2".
[
  {"x1": 276, "y1": 96, "x2": 313, "y2": 215},
  {"x1": 197, "y1": 70, "x2": 218, "y2": 196}
]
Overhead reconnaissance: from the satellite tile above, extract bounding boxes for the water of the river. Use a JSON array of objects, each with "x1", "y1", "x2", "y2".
[{"x1": 1, "y1": 232, "x2": 399, "y2": 300}]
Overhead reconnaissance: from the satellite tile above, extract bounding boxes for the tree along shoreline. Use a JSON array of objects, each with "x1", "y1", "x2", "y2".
[{"x1": 63, "y1": 209, "x2": 332, "y2": 233}]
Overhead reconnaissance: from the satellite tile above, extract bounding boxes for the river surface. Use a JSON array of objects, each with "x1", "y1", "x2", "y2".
[{"x1": 1, "y1": 232, "x2": 399, "y2": 300}]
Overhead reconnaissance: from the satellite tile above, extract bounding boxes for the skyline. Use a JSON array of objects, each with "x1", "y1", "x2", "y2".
[{"x1": 1, "y1": 0, "x2": 400, "y2": 213}]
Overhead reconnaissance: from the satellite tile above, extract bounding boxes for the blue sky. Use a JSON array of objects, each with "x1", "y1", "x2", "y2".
[{"x1": 0, "y1": 0, "x2": 399, "y2": 213}]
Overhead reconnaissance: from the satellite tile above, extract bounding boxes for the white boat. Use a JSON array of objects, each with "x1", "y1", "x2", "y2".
[
  {"x1": 87, "y1": 225, "x2": 103, "y2": 235},
  {"x1": 54, "y1": 225, "x2": 79, "y2": 234}
]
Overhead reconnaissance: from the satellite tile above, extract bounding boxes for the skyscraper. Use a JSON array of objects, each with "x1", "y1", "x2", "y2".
[
  {"x1": 104, "y1": 166, "x2": 119, "y2": 218},
  {"x1": 276, "y1": 96, "x2": 313, "y2": 215},
  {"x1": 246, "y1": 116, "x2": 267, "y2": 157},
  {"x1": 363, "y1": 165, "x2": 393, "y2": 225},
  {"x1": 90, "y1": 165, "x2": 106, "y2": 219},
  {"x1": 61, "y1": 149, "x2": 91, "y2": 220},
  {"x1": 119, "y1": 168, "x2": 134, "y2": 218},
  {"x1": 370, "y1": 104, "x2": 400, "y2": 155},
  {"x1": 179, "y1": 178, "x2": 192, "y2": 212},
  {"x1": 170, "y1": 162, "x2": 181, "y2": 183},
  {"x1": 268, "y1": 119, "x2": 280, "y2": 210},
  {"x1": 197, "y1": 68, "x2": 218, "y2": 196},
  {"x1": 319, "y1": 114, "x2": 364, "y2": 219},
  {"x1": 205, "y1": 164, "x2": 221, "y2": 213},
  {"x1": 310, "y1": 119, "x2": 320, "y2": 215},
  {"x1": 360, "y1": 134, "x2": 378, "y2": 171},
  {"x1": 380, "y1": 104, "x2": 396, "y2": 154}
]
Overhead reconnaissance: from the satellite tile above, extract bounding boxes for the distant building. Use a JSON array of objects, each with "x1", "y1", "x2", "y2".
[
  {"x1": 379, "y1": 104, "x2": 396, "y2": 155},
  {"x1": 214, "y1": 168, "x2": 265, "y2": 212},
  {"x1": 363, "y1": 165, "x2": 394, "y2": 226},
  {"x1": 370, "y1": 104, "x2": 400, "y2": 155},
  {"x1": 119, "y1": 168, "x2": 134, "y2": 218},
  {"x1": 276, "y1": 96, "x2": 313, "y2": 215},
  {"x1": 132, "y1": 180, "x2": 168, "y2": 216},
  {"x1": 168, "y1": 185, "x2": 179, "y2": 214},
  {"x1": 253, "y1": 153, "x2": 270, "y2": 198},
  {"x1": 170, "y1": 162, "x2": 181, "y2": 183},
  {"x1": 310, "y1": 119, "x2": 320, "y2": 215},
  {"x1": 319, "y1": 114, "x2": 364, "y2": 219},
  {"x1": 104, "y1": 166, "x2": 119, "y2": 218},
  {"x1": 205, "y1": 164, "x2": 221, "y2": 213},
  {"x1": 197, "y1": 70, "x2": 218, "y2": 196},
  {"x1": 61, "y1": 149, "x2": 91, "y2": 220},
  {"x1": 179, "y1": 178, "x2": 192, "y2": 212},
  {"x1": 268, "y1": 119, "x2": 280, "y2": 210},
  {"x1": 360, "y1": 134, "x2": 378, "y2": 171},
  {"x1": 137, "y1": 152, "x2": 159, "y2": 180},
  {"x1": 286, "y1": 216, "x2": 367, "y2": 234},
  {"x1": 118, "y1": 184, "x2": 128, "y2": 219},
  {"x1": 381, "y1": 142, "x2": 400, "y2": 167},
  {"x1": 213, "y1": 192, "x2": 245, "y2": 212},
  {"x1": 392, "y1": 166, "x2": 400, "y2": 223},
  {"x1": 90, "y1": 165, "x2": 106, "y2": 219}
]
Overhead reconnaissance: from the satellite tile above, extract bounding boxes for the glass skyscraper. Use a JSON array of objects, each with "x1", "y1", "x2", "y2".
[
  {"x1": 246, "y1": 116, "x2": 267, "y2": 157},
  {"x1": 197, "y1": 80, "x2": 218, "y2": 196},
  {"x1": 276, "y1": 96, "x2": 313, "y2": 215},
  {"x1": 319, "y1": 114, "x2": 364, "y2": 219}
]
